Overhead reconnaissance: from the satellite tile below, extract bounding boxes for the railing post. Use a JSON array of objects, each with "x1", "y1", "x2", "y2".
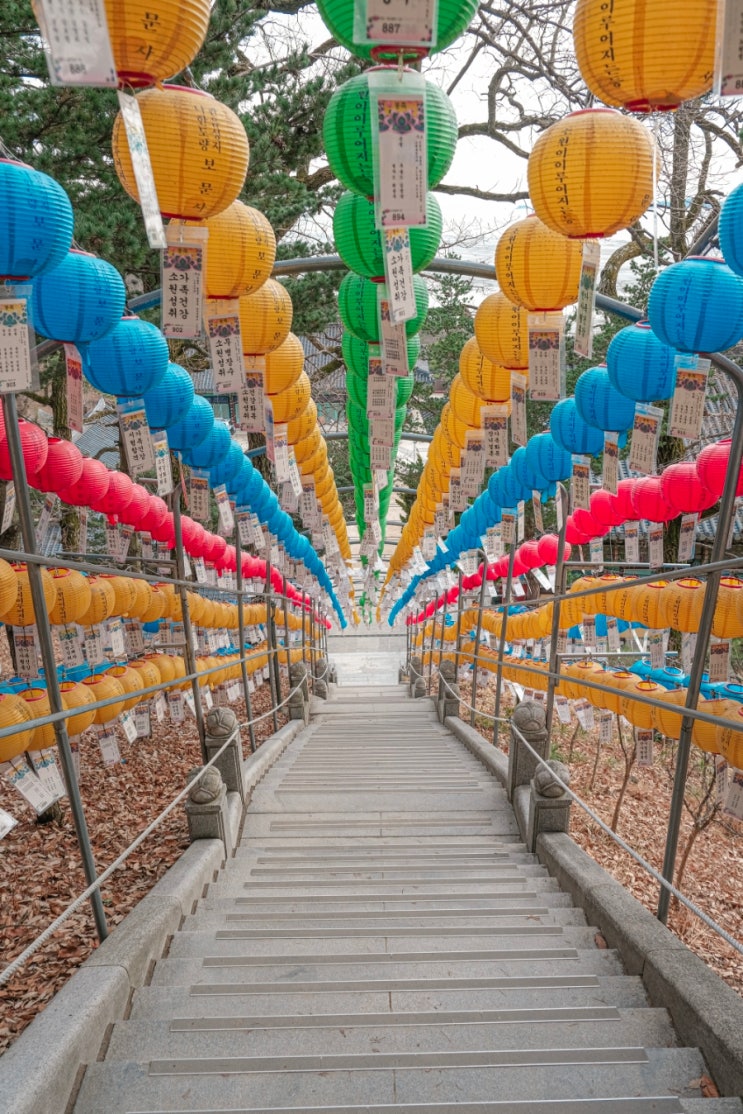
[
  {"x1": 264, "y1": 556, "x2": 279, "y2": 734},
  {"x1": 493, "y1": 534, "x2": 517, "y2": 749},
  {"x1": 1, "y1": 394, "x2": 108, "y2": 942},
  {"x1": 469, "y1": 550, "x2": 488, "y2": 728},
  {"x1": 282, "y1": 574, "x2": 291, "y2": 701},
  {"x1": 454, "y1": 568, "x2": 464, "y2": 675},
  {"x1": 172, "y1": 491, "x2": 206, "y2": 761},
  {"x1": 545, "y1": 482, "x2": 570, "y2": 737},
  {"x1": 234, "y1": 527, "x2": 256, "y2": 753},
  {"x1": 438, "y1": 589, "x2": 448, "y2": 673}
]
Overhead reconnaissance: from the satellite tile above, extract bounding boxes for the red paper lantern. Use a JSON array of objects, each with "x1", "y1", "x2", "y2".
[
  {"x1": 207, "y1": 535, "x2": 228, "y2": 565},
  {"x1": 536, "y1": 533, "x2": 573, "y2": 564},
  {"x1": 660, "y1": 461, "x2": 717, "y2": 515},
  {"x1": 90, "y1": 471, "x2": 134, "y2": 519},
  {"x1": 222, "y1": 545, "x2": 237, "y2": 571},
  {"x1": 58, "y1": 457, "x2": 110, "y2": 506},
  {"x1": 151, "y1": 511, "x2": 174, "y2": 546},
  {"x1": 631, "y1": 476, "x2": 674, "y2": 522},
  {"x1": 615, "y1": 478, "x2": 638, "y2": 521},
  {"x1": 565, "y1": 517, "x2": 591, "y2": 545},
  {"x1": 519, "y1": 539, "x2": 542, "y2": 569},
  {"x1": 29, "y1": 437, "x2": 84, "y2": 493},
  {"x1": 0, "y1": 413, "x2": 48, "y2": 481},
  {"x1": 446, "y1": 586, "x2": 459, "y2": 604},
  {"x1": 180, "y1": 516, "x2": 205, "y2": 553},
  {"x1": 141, "y1": 495, "x2": 169, "y2": 534},
  {"x1": 696, "y1": 439, "x2": 743, "y2": 498},
  {"x1": 590, "y1": 488, "x2": 624, "y2": 528},
  {"x1": 572, "y1": 506, "x2": 606, "y2": 537},
  {"x1": 118, "y1": 482, "x2": 151, "y2": 526}
]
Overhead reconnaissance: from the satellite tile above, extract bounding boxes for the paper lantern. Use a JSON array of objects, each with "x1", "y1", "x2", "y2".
[
  {"x1": 48, "y1": 568, "x2": 92, "y2": 625},
  {"x1": 78, "y1": 576, "x2": 117, "y2": 626},
  {"x1": 141, "y1": 495, "x2": 170, "y2": 536},
  {"x1": 661, "y1": 577, "x2": 705, "y2": 632},
  {"x1": 209, "y1": 441, "x2": 244, "y2": 488},
  {"x1": 692, "y1": 698, "x2": 735, "y2": 753},
  {"x1": 712, "y1": 576, "x2": 743, "y2": 639},
  {"x1": 716, "y1": 705, "x2": 743, "y2": 768},
  {"x1": 140, "y1": 587, "x2": 168, "y2": 623},
  {"x1": 575, "y1": 366, "x2": 636, "y2": 432},
  {"x1": 106, "y1": 665, "x2": 144, "y2": 711},
  {"x1": 4, "y1": 564, "x2": 55, "y2": 627},
  {"x1": 143, "y1": 362, "x2": 194, "y2": 429},
  {"x1": 338, "y1": 273, "x2": 428, "y2": 342},
  {"x1": 324, "y1": 70, "x2": 457, "y2": 197},
  {"x1": 651, "y1": 687, "x2": 689, "y2": 739},
  {"x1": 525, "y1": 433, "x2": 573, "y2": 485},
  {"x1": 83, "y1": 315, "x2": 168, "y2": 397},
  {"x1": 631, "y1": 476, "x2": 674, "y2": 523},
  {"x1": 99, "y1": 574, "x2": 138, "y2": 618},
  {"x1": 621, "y1": 678, "x2": 663, "y2": 729},
  {"x1": 630, "y1": 580, "x2": 669, "y2": 628},
  {"x1": 474, "y1": 292, "x2": 529, "y2": 370},
  {"x1": 30, "y1": 250, "x2": 126, "y2": 346},
  {"x1": 696, "y1": 439, "x2": 743, "y2": 499},
  {"x1": 165, "y1": 395, "x2": 215, "y2": 452},
  {"x1": 549, "y1": 398, "x2": 605, "y2": 456},
  {"x1": 29, "y1": 437, "x2": 84, "y2": 494},
  {"x1": 264, "y1": 333, "x2": 304, "y2": 395},
  {"x1": 614, "y1": 479, "x2": 637, "y2": 522},
  {"x1": 315, "y1": 0, "x2": 479, "y2": 61},
  {"x1": 334, "y1": 191, "x2": 442, "y2": 279},
  {"x1": 458, "y1": 336, "x2": 510, "y2": 402},
  {"x1": 0, "y1": 692, "x2": 35, "y2": 761},
  {"x1": 83, "y1": 672, "x2": 126, "y2": 724},
  {"x1": 0, "y1": 558, "x2": 18, "y2": 619},
  {"x1": 91, "y1": 470, "x2": 134, "y2": 519},
  {"x1": 495, "y1": 214, "x2": 582, "y2": 311},
  {"x1": 648, "y1": 257, "x2": 743, "y2": 354},
  {"x1": 528, "y1": 109, "x2": 655, "y2": 239},
  {"x1": 59, "y1": 681, "x2": 96, "y2": 736},
  {"x1": 270, "y1": 372, "x2": 312, "y2": 425},
  {"x1": 103, "y1": 0, "x2": 211, "y2": 87},
  {"x1": 238, "y1": 278, "x2": 293, "y2": 356},
  {"x1": 112, "y1": 85, "x2": 249, "y2": 220},
  {"x1": 182, "y1": 420, "x2": 232, "y2": 470},
  {"x1": 573, "y1": 0, "x2": 715, "y2": 113},
  {"x1": 606, "y1": 321, "x2": 677, "y2": 402},
  {"x1": 0, "y1": 159, "x2": 74, "y2": 280},
  {"x1": 21, "y1": 688, "x2": 56, "y2": 748},
  {"x1": 660, "y1": 462, "x2": 716, "y2": 516},
  {"x1": 572, "y1": 506, "x2": 605, "y2": 539},
  {"x1": 719, "y1": 182, "x2": 743, "y2": 279},
  {"x1": 57, "y1": 457, "x2": 110, "y2": 507},
  {"x1": 589, "y1": 489, "x2": 624, "y2": 529},
  {"x1": 177, "y1": 199, "x2": 276, "y2": 300},
  {"x1": 0, "y1": 414, "x2": 48, "y2": 482}
]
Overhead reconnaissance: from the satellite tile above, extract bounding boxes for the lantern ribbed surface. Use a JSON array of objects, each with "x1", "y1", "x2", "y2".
[
  {"x1": 660, "y1": 462, "x2": 716, "y2": 515},
  {"x1": 712, "y1": 577, "x2": 743, "y2": 639},
  {"x1": 106, "y1": 665, "x2": 144, "y2": 711},
  {"x1": 83, "y1": 315, "x2": 169, "y2": 398},
  {"x1": 143, "y1": 362, "x2": 194, "y2": 429},
  {"x1": 48, "y1": 568, "x2": 92, "y2": 625},
  {"x1": 575, "y1": 366, "x2": 637, "y2": 431},
  {"x1": 334, "y1": 191, "x2": 442, "y2": 279},
  {"x1": 527, "y1": 109, "x2": 655, "y2": 239},
  {"x1": 104, "y1": 0, "x2": 210, "y2": 87},
  {"x1": 550, "y1": 398, "x2": 605, "y2": 455},
  {"x1": 112, "y1": 86, "x2": 249, "y2": 220},
  {"x1": 696, "y1": 439, "x2": 743, "y2": 498},
  {"x1": 647, "y1": 257, "x2": 743, "y2": 354},
  {"x1": 165, "y1": 395, "x2": 215, "y2": 452},
  {"x1": 58, "y1": 457, "x2": 110, "y2": 507},
  {"x1": 287, "y1": 399, "x2": 318, "y2": 445},
  {"x1": 30, "y1": 251, "x2": 126, "y2": 344},
  {"x1": 324, "y1": 70, "x2": 457, "y2": 197},
  {"x1": 21, "y1": 688, "x2": 56, "y2": 748},
  {"x1": 30, "y1": 437, "x2": 84, "y2": 494},
  {"x1": 719, "y1": 183, "x2": 743, "y2": 278},
  {"x1": 651, "y1": 688, "x2": 689, "y2": 738},
  {"x1": 458, "y1": 336, "x2": 511, "y2": 401},
  {"x1": 450, "y1": 374, "x2": 487, "y2": 428},
  {"x1": 140, "y1": 588, "x2": 167, "y2": 623},
  {"x1": 91, "y1": 470, "x2": 134, "y2": 518},
  {"x1": 209, "y1": 441, "x2": 244, "y2": 488},
  {"x1": 5, "y1": 565, "x2": 55, "y2": 627},
  {"x1": 270, "y1": 372, "x2": 312, "y2": 424},
  {"x1": 0, "y1": 160, "x2": 74, "y2": 280},
  {"x1": 606, "y1": 321, "x2": 677, "y2": 402},
  {"x1": 573, "y1": 0, "x2": 715, "y2": 113},
  {"x1": 0, "y1": 693, "x2": 35, "y2": 761},
  {"x1": 338, "y1": 272, "x2": 428, "y2": 342},
  {"x1": 474, "y1": 292, "x2": 529, "y2": 370},
  {"x1": 182, "y1": 419, "x2": 232, "y2": 469},
  {"x1": 293, "y1": 428, "x2": 322, "y2": 464},
  {"x1": 315, "y1": 0, "x2": 478, "y2": 60},
  {"x1": 100, "y1": 574, "x2": 138, "y2": 617},
  {"x1": 238, "y1": 279, "x2": 293, "y2": 355},
  {"x1": 83, "y1": 673, "x2": 126, "y2": 724},
  {"x1": 495, "y1": 215, "x2": 582, "y2": 311},
  {"x1": 178, "y1": 200, "x2": 276, "y2": 299},
  {"x1": 78, "y1": 576, "x2": 117, "y2": 626},
  {"x1": 264, "y1": 333, "x2": 304, "y2": 395},
  {"x1": 125, "y1": 578, "x2": 152, "y2": 620},
  {"x1": 525, "y1": 433, "x2": 572, "y2": 485},
  {"x1": 0, "y1": 415, "x2": 48, "y2": 482},
  {"x1": 0, "y1": 559, "x2": 17, "y2": 619},
  {"x1": 59, "y1": 681, "x2": 96, "y2": 736}
]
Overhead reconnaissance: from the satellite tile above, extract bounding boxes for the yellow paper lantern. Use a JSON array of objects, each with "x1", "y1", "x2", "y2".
[
  {"x1": 0, "y1": 558, "x2": 19, "y2": 620},
  {"x1": 82, "y1": 673, "x2": 126, "y2": 724},
  {"x1": 629, "y1": 580, "x2": 669, "y2": 629},
  {"x1": 573, "y1": 0, "x2": 716, "y2": 114},
  {"x1": 112, "y1": 85, "x2": 249, "y2": 220},
  {"x1": 126, "y1": 579, "x2": 153, "y2": 620},
  {"x1": 528, "y1": 108, "x2": 655, "y2": 239},
  {"x1": 474, "y1": 292, "x2": 529, "y2": 370},
  {"x1": 692, "y1": 698, "x2": 735, "y2": 753},
  {"x1": 5, "y1": 564, "x2": 55, "y2": 627},
  {"x1": 270, "y1": 371, "x2": 312, "y2": 425},
  {"x1": 60, "y1": 681, "x2": 96, "y2": 737},
  {"x1": 458, "y1": 336, "x2": 511, "y2": 402},
  {"x1": 661, "y1": 577, "x2": 705, "y2": 632},
  {"x1": 48, "y1": 568, "x2": 92, "y2": 626},
  {"x1": 104, "y1": 0, "x2": 211, "y2": 88},
  {"x1": 145, "y1": 652, "x2": 175, "y2": 684},
  {"x1": 598, "y1": 670, "x2": 637, "y2": 714},
  {"x1": 264, "y1": 333, "x2": 304, "y2": 396},
  {"x1": 652, "y1": 688, "x2": 689, "y2": 739},
  {"x1": 620, "y1": 679, "x2": 663, "y2": 729},
  {"x1": 716, "y1": 704, "x2": 743, "y2": 769},
  {"x1": 238, "y1": 278, "x2": 293, "y2": 356},
  {"x1": 287, "y1": 399, "x2": 318, "y2": 445},
  {"x1": 496, "y1": 214, "x2": 583, "y2": 311},
  {"x1": 177, "y1": 200, "x2": 276, "y2": 300},
  {"x1": 0, "y1": 693, "x2": 35, "y2": 762},
  {"x1": 99, "y1": 574, "x2": 138, "y2": 618},
  {"x1": 20, "y1": 688, "x2": 56, "y2": 749},
  {"x1": 450, "y1": 374, "x2": 486, "y2": 429},
  {"x1": 712, "y1": 577, "x2": 743, "y2": 639},
  {"x1": 77, "y1": 576, "x2": 116, "y2": 627},
  {"x1": 106, "y1": 665, "x2": 144, "y2": 711},
  {"x1": 140, "y1": 585, "x2": 168, "y2": 623},
  {"x1": 128, "y1": 658, "x2": 162, "y2": 692}
]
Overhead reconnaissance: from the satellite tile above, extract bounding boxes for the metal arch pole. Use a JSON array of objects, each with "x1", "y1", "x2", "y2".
[
  {"x1": 545, "y1": 483, "x2": 570, "y2": 737},
  {"x1": 234, "y1": 528, "x2": 256, "y2": 753},
  {"x1": 264, "y1": 557, "x2": 279, "y2": 734},
  {"x1": 493, "y1": 535, "x2": 518, "y2": 749},
  {"x1": 1, "y1": 394, "x2": 108, "y2": 942},
  {"x1": 172, "y1": 492, "x2": 206, "y2": 762},
  {"x1": 427, "y1": 599, "x2": 437, "y2": 695},
  {"x1": 469, "y1": 551, "x2": 488, "y2": 728},
  {"x1": 454, "y1": 569, "x2": 465, "y2": 675},
  {"x1": 281, "y1": 574, "x2": 291, "y2": 693},
  {"x1": 438, "y1": 590, "x2": 448, "y2": 673}
]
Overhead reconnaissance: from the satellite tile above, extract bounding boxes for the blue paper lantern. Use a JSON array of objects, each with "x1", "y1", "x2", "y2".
[
  {"x1": 499, "y1": 463, "x2": 530, "y2": 507},
  {"x1": 719, "y1": 183, "x2": 743, "y2": 278},
  {"x1": 143, "y1": 363, "x2": 194, "y2": 429},
  {"x1": 575, "y1": 366, "x2": 636, "y2": 432},
  {"x1": 164, "y1": 395, "x2": 215, "y2": 451},
  {"x1": 510, "y1": 445, "x2": 541, "y2": 493},
  {"x1": 30, "y1": 251, "x2": 126, "y2": 343},
  {"x1": 0, "y1": 160, "x2": 74, "y2": 280},
  {"x1": 647, "y1": 257, "x2": 743, "y2": 353},
  {"x1": 525, "y1": 433, "x2": 572, "y2": 484},
  {"x1": 606, "y1": 322, "x2": 677, "y2": 402},
  {"x1": 83, "y1": 315, "x2": 169, "y2": 397},
  {"x1": 181, "y1": 420, "x2": 232, "y2": 469},
  {"x1": 488, "y1": 469, "x2": 505, "y2": 507},
  {"x1": 209, "y1": 441, "x2": 244, "y2": 487},
  {"x1": 550, "y1": 398, "x2": 605, "y2": 456}
]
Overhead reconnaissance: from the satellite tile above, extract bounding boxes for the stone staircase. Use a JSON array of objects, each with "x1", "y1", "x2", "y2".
[{"x1": 71, "y1": 684, "x2": 743, "y2": 1113}]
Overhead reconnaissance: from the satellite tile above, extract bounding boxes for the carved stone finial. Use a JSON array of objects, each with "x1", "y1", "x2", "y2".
[
  {"x1": 205, "y1": 706, "x2": 238, "y2": 738},
  {"x1": 512, "y1": 700, "x2": 548, "y2": 740},
  {"x1": 187, "y1": 765, "x2": 223, "y2": 803},
  {"x1": 440, "y1": 660, "x2": 456, "y2": 682},
  {"x1": 535, "y1": 759, "x2": 570, "y2": 798}
]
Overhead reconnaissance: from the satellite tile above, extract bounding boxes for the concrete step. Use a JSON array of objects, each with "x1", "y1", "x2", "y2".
[
  {"x1": 102, "y1": 1008, "x2": 677, "y2": 1061},
  {"x1": 72, "y1": 1048, "x2": 710, "y2": 1113},
  {"x1": 182, "y1": 913, "x2": 589, "y2": 938},
  {"x1": 126, "y1": 975, "x2": 654, "y2": 1022},
  {"x1": 105, "y1": 1102, "x2": 743, "y2": 1114},
  {"x1": 167, "y1": 935, "x2": 594, "y2": 961}
]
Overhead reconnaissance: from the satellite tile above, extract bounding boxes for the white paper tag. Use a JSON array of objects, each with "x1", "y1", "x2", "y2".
[
  {"x1": 35, "y1": 0, "x2": 116, "y2": 86},
  {"x1": 59, "y1": 624, "x2": 85, "y2": 668},
  {"x1": 575, "y1": 698, "x2": 594, "y2": 731},
  {"x1": 367, "y1": 358, "x2": 397, "y2": 418},
  {"x1": 154, "y1": 692, "x2": 167, "y2": 723},
  {"x1": 0, "y1": 297, "x2": 33, "y2": 393},
  {"x1": 118, "y1": 398, "x2": 155, "y2": 476},
  {"x1": 207, "y1": 301, "x2": 244, "y2": 394},
  {"x1": 649, "y1": 630, "x2": 665, "y2": 669},
  {"x1": 214, "y1": 483, "x2": 235, "y2": 536},
  {"x1": 461, "y1": 430, "x2": 486, "y2": 496},
  {"x1": 28, "y1": 749, "x2": 66, "y2": 800},
  {"x1": 635, "y1": 727, "x2": 654, "y2": 767},
  {"x1": 98, "y1": 728, "x2": 121, "y2": 766},
  {"x1": 709, "y1": 638, "x2": 731, "y2": 683},
  {"x1": 571, "y1": 455, "x2": 591, "y2": 511},
  {"x1": 167, "y1": 691, "x2": 185, "y2": 723},
  {"x1": 583, "y1": 615, "x2": 597, "y2": 648},
  {"x1": 120, "y1": 710, "x2": 138, "y2": 743},
  {"x1": 449, "y1": 469, "x2": 465, "y2": 513},
  {"x1": 715, "y1": 0, "x2": 743, "y2": 95},
  {"x1": 624, "y1": 521, "x2": 640, "y2": 563},
  {"x1": 648, "y1": 523, "x2": 664, "y2": 569},
  {"x1": 2, "y1": 482, "x2": 15, "y2": 534},
  {"x1": 361, "y1": 0, "x2": 437, "y2": 48},
  {"x1": 35, "y1": 492, "x2": 58, "y2": 549},
  {"x1": 116, "y1": 91, "x2": 166, "y2": 250},
  {"x1": 574, "y1": 242, "x2": 600, "y2": 359},
  {"x1": 510, "y1": 372, "x2": 527, "y2": 447},
  {"x1": 83, "y1": 626, "x2": 105, "y2": 666},
  {"x1": 14, "y1": 627, "x2": 41, "y2": 679},
  {"x1": 238, "y1": 365, "x2": 265, "y2": 432},
  {"x1": 528, "y1": 312, "x2": 564, "y2": 400},
  {"x1": 63, "y1": 343, "x2": 84, "y2": 433},
  {"x1": 681, "y1": 631, "x2": 698, "y2": 673},
  {"x1": 371, "y1": 73, "x2": 427, "y2": 229},
  {"x1": 669, "y1": 355, "x2": 709, "y2": 441},
  {"x1": 724, "y1": 769, "x2": 743, "y2": 819},
  {"x1": 150, "y1": 430, "x2": 174, "y2": 496},
  {"x1": 482, "y1": 404, "x2": 509, "y2": 467},
  {"x1": 555, "y1": 694, "x2": 572, "y2": 724},
  {"x1": 501, "y1": 510, "x2": 515, "y2": 547},
  {"x1": 603, "y1": 432, "x2": 618, "y2": 495},
  {"x1": 383, "y1": 228, "x2": 416, "y2": 324},
  {"x1": 188, "y1": 470, "x2": 211, "y2": 524},
  {"x1": 135, "y1": 703, "x2": 151, "y2": 739},
  {"x1": 108, "y1": 617, "x2": 125, "y2": 658},
  {"x1": 161, "y1": 225, "x2": 207, "y2": 339},
  {"x1": 629, "y1": 403, "x2": 664, "y2": 476},
  {"x1": 678, "y1": 513, "x2": 697, "y2": 563},
  {"x1": 378, "y1": 291, "x2": 409, "y2": 376},
  {"x1": 517, "y1": 500, "x2": 525, "y2": 542},
  {"x1": 607, "y1": 617, "x2": 620, "y2": 652},
  {"x1": 0, "y1": 807, "x2": 17, "y2": 839},
  {"x1": 3, "y1": 758, "x2": 58, "y2": 814}
]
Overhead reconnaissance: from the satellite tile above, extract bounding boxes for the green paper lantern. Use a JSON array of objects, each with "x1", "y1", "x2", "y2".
[
  {"x1": 324, "y1": 71, "x2": 457, "y2": 198},
  {"x1": 342, "y1": 332, "x2": 421, "y2": 377},
  {"x1": 334, "y1": 191, "x2": 442, "y2": 279},
  {"x1": 338, "y1": 272, "x2": 428, "y2": 342},
  {"x1": 315, "y1": 0, "x2": 479, "y2": 61}
]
